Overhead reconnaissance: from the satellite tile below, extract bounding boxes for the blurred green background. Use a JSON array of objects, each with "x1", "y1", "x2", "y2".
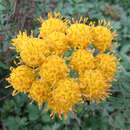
[{"x1": 0, "y1": 0, "x2": 130, "y2": 130}]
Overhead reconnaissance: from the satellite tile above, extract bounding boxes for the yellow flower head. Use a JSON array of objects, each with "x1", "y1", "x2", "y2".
[
  {"x1": 29, "y1": 79, "x2": 51, "y2": 107},
  {"x1": 39, "y1": 12, "x2": 68, "y2": 38},
  {"x1": 20, "y1": 38, "x2": 50, "y2": 67},
  {"x1": 66, "y1": 23, "x2": 93, "y2": 49},
  {"x1": 6, "y1": 65, "x2": 35, "y2": 94},
  {"x1": 46, "y1": 32, "x2": 70, "y2": 56},
  {"x1": 70, "y1": 49, "x2": 95, "y2": 74},
  {"x1": 12, "y1": 31, "x2": 29, "y2": 52},
  {"x1": 79, "y1": 70, "x2": 111, "y2": 103},
  {"x1": 39, "y1": 55, "x2": 69, "y2": 85},
  {"x1": 7, "y1": 13, "x2": 120, "y2": 120},
  {"x1": 93, "y1": 26, "x2": 113, "y2": 52},
  {"x1": 47, "y1": 78, "x2": 82, "y2": 119},
  {"x1": 95, "y1": 53, "x2": 118, "y2": 81}
]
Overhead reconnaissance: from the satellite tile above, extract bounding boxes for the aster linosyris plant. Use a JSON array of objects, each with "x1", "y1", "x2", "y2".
[{"x1": 6, "y1": 12, "x2": 121, "y2": 120}]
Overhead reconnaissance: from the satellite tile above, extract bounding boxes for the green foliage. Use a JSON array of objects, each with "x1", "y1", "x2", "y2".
[
  {"x1": 120, "y1": 44, "x2": 130, "y2": 70},
  {"x1": 0, "y1": 0, "x2": 130, "y2": 129}
]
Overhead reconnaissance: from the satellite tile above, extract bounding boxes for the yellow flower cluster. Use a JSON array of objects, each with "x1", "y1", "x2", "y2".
[
  {"x1": 11, "y1": 31, "x2": 29, "y2": 52},
  {"x1": 67, "y1": 23, "x2": 93, "y2": 49},
  {"x1": 70, "y1": 49, "x2": 95, "y2": 74},
  {"x1": 95, "y1": 53, "x2": 119, "y2": 82},
  {"x1": 39, "y1": 12, "x2": 68, "y2": 38},
  {"x1": 46, "y1": 32, "x2": 70, "y2": 56},
  {"x1": 79, "y1": 70, "x2": 111, "y2": 103},
  {"x1": 39, "y1": 55, "x2": 69, "y2": 85},
  {"x1": 6, "y1": 65, "x2": 35, "y2": 94},
  {"x1": 29, "y1": 79, "x2": 51, "y2": 107},
  {"x1": 47, "y1": 78, "x2": 82, "y2": 119},
  {"x1": 7, "y1": 12, "x2": 120, "y2": 119}
]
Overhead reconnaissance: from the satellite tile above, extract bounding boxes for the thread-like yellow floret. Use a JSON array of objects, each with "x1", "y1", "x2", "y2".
[{"x1": 11, "y1": 31, "x2": 29, "y2": 52}]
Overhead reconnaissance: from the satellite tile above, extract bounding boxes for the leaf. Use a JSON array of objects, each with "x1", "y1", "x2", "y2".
[
  {"x1": 0, "y1": 3, "x2": 6, "y2": 11},
  {"x1": 33, "y1": 124, "x2": 42, "y2": 130},
  {"x1": 41, "y1": 114, "x2": 51, "y2": 123},
  {"x1": 42, "y1": 125, "x2": 51, "y2": 130},
  {"x1": 26, "y1": 104, "x2": 40, "y2": 121},
  {"x1": 114, "y1": 114, "x2": 125, "y2": 129},
  {"x1": 19, "y1": 117, "x2": 28, "y2": 126},
  {"x1": 0, "y1": 61, "x2": 8, "y2": 69},
  {"x1": 52, "y1": 123, "x2": 61, "y2": 130},
  {"x1": 5, "y1": 117, "x2": 20, "y2": 130},
  {"x1": 72, "y1": 127, "x2": 80, "y2": 130}
]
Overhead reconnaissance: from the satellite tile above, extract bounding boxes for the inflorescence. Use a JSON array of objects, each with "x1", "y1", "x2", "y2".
[{"x1": 6, "y1": 12, "x2": 120, "y2": 119}]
